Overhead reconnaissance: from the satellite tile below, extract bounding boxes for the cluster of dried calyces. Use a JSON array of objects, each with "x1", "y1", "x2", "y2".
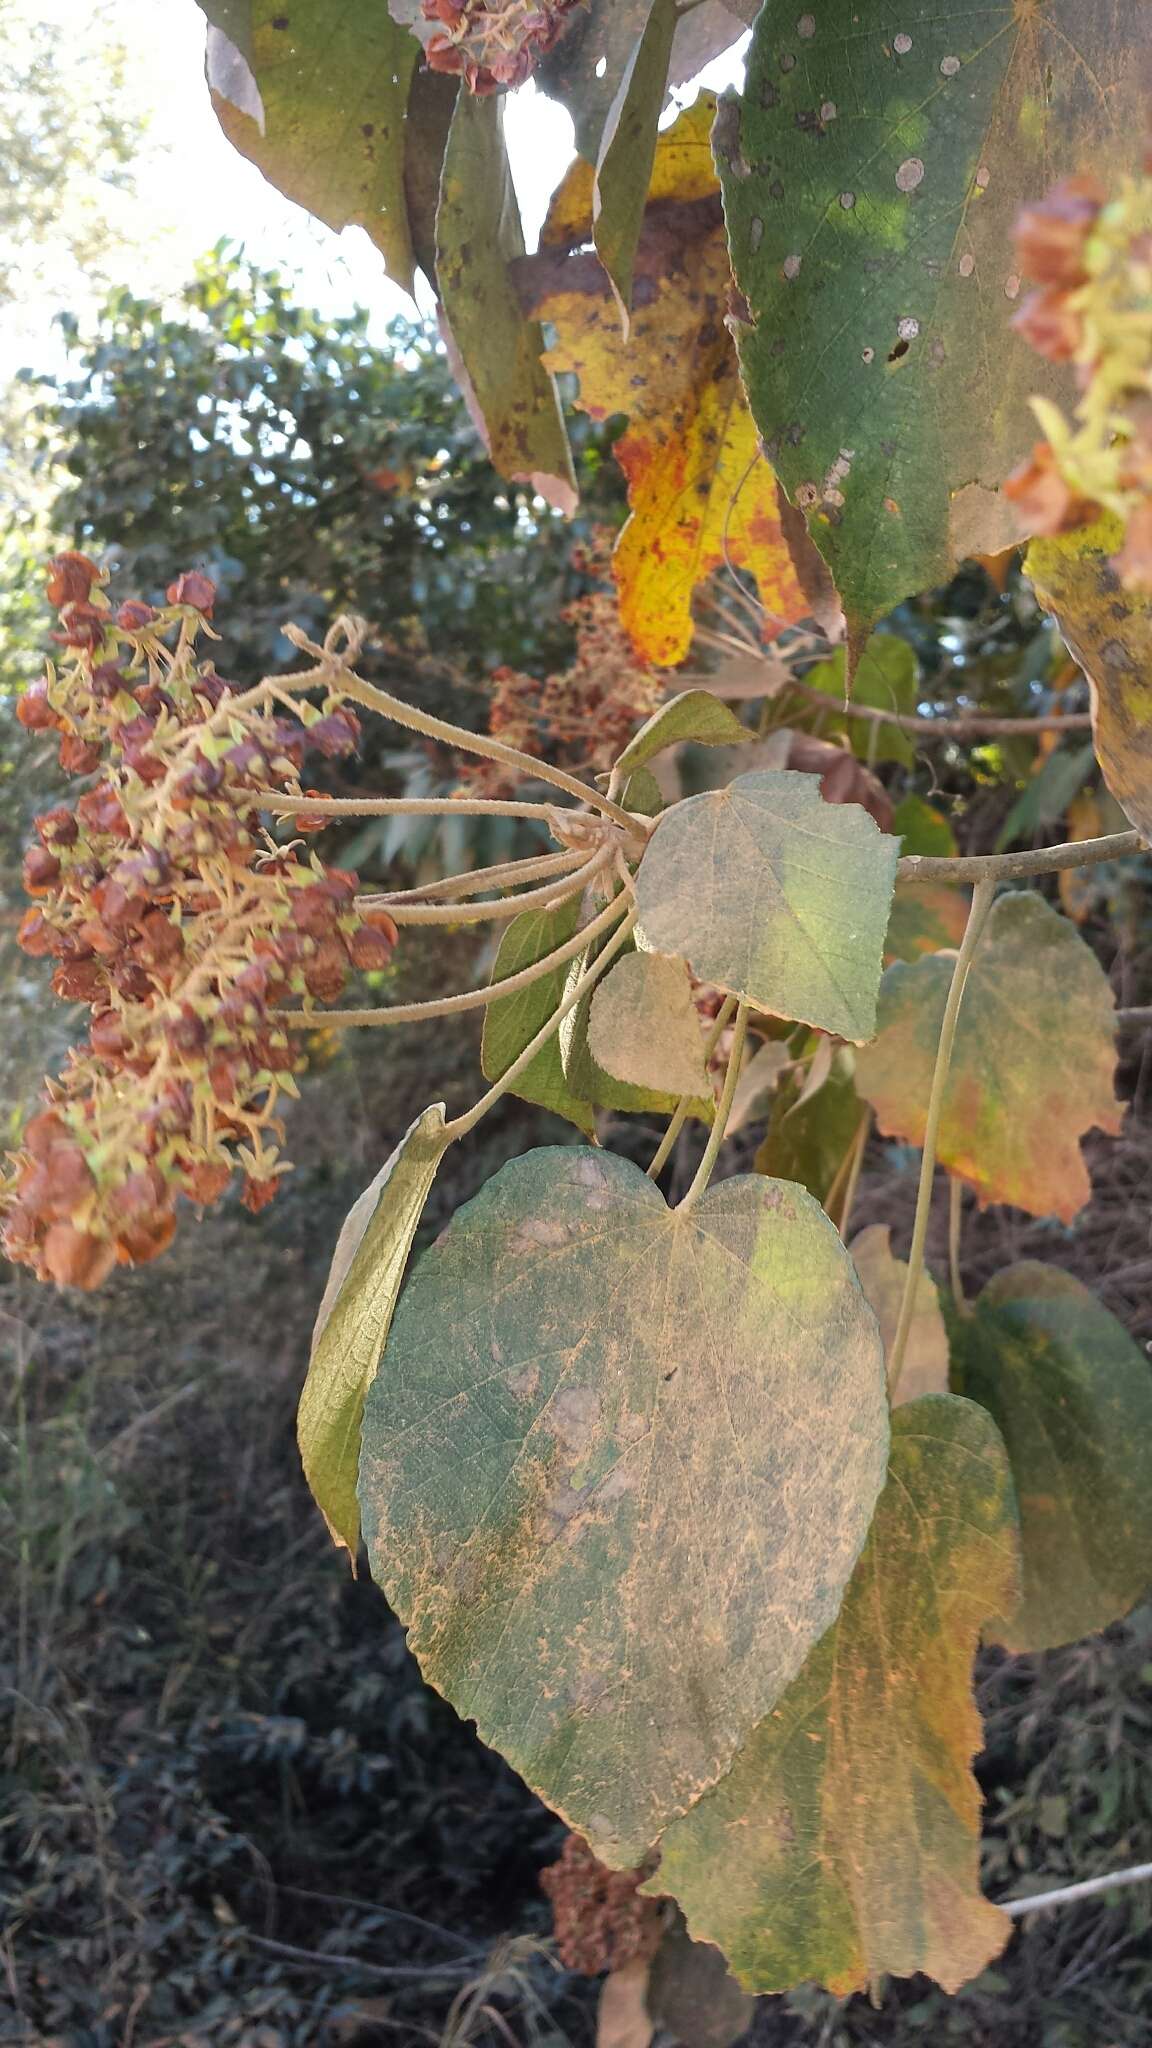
[
  {"x1": 4, "y1": 556, "x2": 397, "y2": 1289},
  {"x1": 1006, "y1": 161, "x2": 1152, "y2": 583}
]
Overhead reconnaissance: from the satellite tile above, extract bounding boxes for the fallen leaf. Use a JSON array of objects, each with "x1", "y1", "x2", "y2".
[
  {"x1": 299, "y1": 1104, "x2": 447, "y2": 1553},
  {"x1": 359, "y1": 1147, "x2": 888, "y2": 1864},
  {"x1": 635, "y1": 769, "x2": 899, "y2": 1042},
  {"x1": 856, "y1": 891, "x2": 1121, "y2": 1222},
  {"x1": 951, "y1": 1262, "x2": 1152, "y2": 1650},
  {"x1": 651, "y1": 1396, "x2": 1017, "y2": 1995}
]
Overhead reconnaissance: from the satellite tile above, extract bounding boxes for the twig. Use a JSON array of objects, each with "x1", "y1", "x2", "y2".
[
  {"x1": 898, "y1": 830, "x2": 1142, "y2": 884},
  {"x1": 785, "y1": 677, "x2": 1092, "y2": 737},
  {"x1": 887, "y1": 879, "x2": 996, "y2": 1390},
  {"x1": 445, "y1": 904, "x2": 638, "y2": 1141},
  {"x1": 242, "y1": 1931, "x2": 474, "y2": 1981},
  {"x1": 278, "y1": 888, "x2": 630, "y2": 1030},
  {"x1": 647, "y1": 995, "x2": 738, "y2": 1180},
  {"x1": 1117, "y1": 1006, "x2": 1152, "y2": 1025},
  {"x1": 678, "y1": 1001, "x2": 750, "y2": 1211},
  {"x1": 1000, "y1": 1861, "x2": 1152, "y2": 1919}
]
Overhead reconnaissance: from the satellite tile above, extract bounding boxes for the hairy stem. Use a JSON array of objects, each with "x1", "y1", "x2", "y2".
[
  {"x1": 887, "y1": 879, "x2": 995, "y2": 1390},
  {"x1": 898, "y1": 830, "x2": 1141, "y2": 884},
  {"x1": 278, "y1": 887, "x2": 629, "y2": 1030},
  {"x1": 835, "y1": 1109, "x2": 871, "y2": 1239},
  {"x1": 261, "y1": 793, "x2": 564, "y2": 822},
  {"x1": 677, "y1": 1001, "x2": 750, "y2": 1211},
  {"x1": 379, "y1": 853, "x2": 609, "y2": 926},
  {"x1": 333, "y1": 670, "x2": 642, "y2": 835},
  {"x1": 646, "y1": 995, "x2": 738, "y2": 1180},
  {"x1": 444, "y1": 908, "x2": 639, "y2": 1142},
  {"x1": 361, "y1": 850, "x2": 581, "y2": 906},
  {"x1": 787, "y1": 677, "x2": 1093, "y2": 737}
]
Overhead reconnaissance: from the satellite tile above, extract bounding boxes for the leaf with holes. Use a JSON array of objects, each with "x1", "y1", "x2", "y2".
[
  {"x1": 635, "y1": 769, "x2": 899, "y2": 1042},
  {"x1": 437, "y1": 92, "x2": 575, "y2": 514},
  {"x1": 358, "y1": 1147, "x2": 889, "y2": 1865},
  {"x1": 652, "y1": 1396, "x2": 1016, "y2": 1995},
  {"x1": 203, "y1": 0, "x2": 422, "y2": 292},
  {"x1": 951, "y1": 1263, "x2": 1152, "y2": 1650},
  {"x1": 1027, "y1": 516, "x2": 1152, "y2": 839},
  {"x1": 300, "y1": 1105, "x2": 448, "y2": 1554},
  {"x1": 850, "y1": 1224, "x2": 949, "y2": 1406},
  {"x1": 587, "y1": 952, "x2": 709, "y2": 1100},
  {"x1": 523, "y1": 96, "x2": 808, "y2": 664},
  {"x1": 856, "y1": 891, "x2": 1120, "y2": 1222},
  {"x1": 481, "y1": 899, "x2": 597, "y2": 1137},
  {"x1": 717, "y1": 0, "x2": 1149, "y2": 637}
]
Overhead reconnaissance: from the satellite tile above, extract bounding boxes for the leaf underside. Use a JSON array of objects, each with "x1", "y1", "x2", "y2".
[
  {"x1": 480, "y1": 898, "x2": 598, "y2": 1137},
  {"x1": 587, "y1": 950, "x2": 709, "y2": 1100},
  {"x1": 652, "y1": 1396, "x2": 1017, "y2": 1997},
  {"x1": 358, "y1": 1147, "x2": 888, "y2": 1865},
  {"x1": 299, "y1": 1105, "x2": 447, "y2": 1554},
  {"x1": 951, "y1": 1262, "x2": 1152, "y2": 1651},
  {"x1": 635, "y1": 769, "x2": 899, "y2": 1042},
  {"x1": 855, "y1": 890, "x2": 1121, "y2": 1222}
]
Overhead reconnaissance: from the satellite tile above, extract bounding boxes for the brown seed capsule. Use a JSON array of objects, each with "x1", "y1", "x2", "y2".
[
  {"x1": 46, "y1": 552, "x2": 100, "y2": 608},
  {"x1": 42, "y1": 1221, "x2": 118, "y2": 1291}
]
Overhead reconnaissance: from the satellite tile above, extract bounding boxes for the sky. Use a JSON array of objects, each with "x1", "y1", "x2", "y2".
[{"x1": 79, "y1": 0, "x2": 748, "y2": 342}]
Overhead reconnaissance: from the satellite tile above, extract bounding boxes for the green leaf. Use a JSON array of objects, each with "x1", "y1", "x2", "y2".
[
  {"x1": 559, "y1": 929, "x2": 712, "y2": 1121},
  {"x1": 893, "y1": 794, "x2": 957, "y2": 859},
  {"x1": 587, "y1": 951, "x2": 709, "y2": 1099},
  {"x1": 437, "y1": 93, "x2": 576, "y2": 514},
  {"x1": 717, "y1": 1, "x2": 1149, "y2": 634},
  {"x1": 359, "y1": 1147, "x2": 889, "y2": 1864},
  {"x1": 779, "y1": 635, "x2": 918, "y2": 766},
  {"x1": 856, "y1": 891, "x2": 1121, "y2": 1223},
  {"x1": 994, "y1": 743, "x2": 1095, "y2": 852},
  {"x1": 850, "y1": 1224, "x2": 949, "y2": 1406},
  {"x1": 1027, "y1": 516, "x2": 1152, "y2": 839},
  {"x1": 652, "y1": 1396, "x2": 1017, "y2": 1996},
  {"x1": 951, "y1": 1263, "x2": 1152, "y2": 1651},
  {"x1": 635, "y1": 769, "x2": 899, "y2": 1042},
  {"x1": 754, "y1": 1049, "x2": 866, "y2": 1228},
  {"x1": 299, "y1": 1105, "x2": 447, "y2": 1554},
  {"x1": 621, "y1": 765, "x2": 665, "y2": 816},
  {"x1": 480, "y1": 899, "x2": 597, "y2": 1137},
  {"x1": 593, "y1": 0, "x2": 678, "y2": 322},
  {"x1": 205, "y1": 0, "x2": 421, "y2": 293},
  {"x1": 614, "y1": 690, "x2": 752, "y2": 778},
  {"x1": 883, "y1": 881, "x2": 971, "y2": 965}
]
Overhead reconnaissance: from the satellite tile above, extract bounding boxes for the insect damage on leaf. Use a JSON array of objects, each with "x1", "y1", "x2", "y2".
[
  {"x1": 358, "y1": 1146, "x2": 888, "y2": 1866},
  {"x1": 717, "y1": 0, "x2": 1150, "y2": 636},
  {"x1": 299, "y1": 1104, "x2": 448, "y2": 1555},
  {"x1": 635, "y1": 769, "x2": 899, "y2": 1043},
  {"x1": 651, "y1": 1396, "x2": 1017, "y2": 1997},
  {"x1": 950, "y1": 1262, "x2": 1152, "y2": 1651},
  {"x1": 856, "y1": 890, "x2": 1121, "y2": 1222}
]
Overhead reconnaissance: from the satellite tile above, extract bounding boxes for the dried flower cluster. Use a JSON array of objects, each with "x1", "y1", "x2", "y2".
[
  {"x1": 3, "y1": 557, "x2": 397, "y2": 1290},
  {"x1": 464, "y1": 573, "x2": 665, "y2": 797},
  {"x1": 539, "y1": 1834, "x2": 663, "y2": 1975},
  {"x1": 1005, "y1": 161, "x2": 1152, "y2": 583},
  {"x1": 422, "y1": 0, "x2": 583, "y2": 92}
]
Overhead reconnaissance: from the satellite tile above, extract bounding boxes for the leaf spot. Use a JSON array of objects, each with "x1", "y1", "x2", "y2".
[
  {"x1": 958, "y1": 252, "x2": 975, "y2": 277},
  {"x1": 893, "y1": 32, "x2": 913, "y2": 53},
  {"x1": 796, "y1": 13, "x2": 816, "y2": 36},
  {"x1": 895, "y1": 157, "x2": 924, "y2": 193},
  {"x1": 940, "y1": 54, "x2": 960, "y2": 74},
  {"x1": 549, "y1": 1386, "x2": 601, "y2": 1456},
  {"x1": 783, "y1": 252, "x2": 803, "y2": 279},
  {"x1": 839, "y1": 189, "x2": 856, "y2": 209},
  {"x1": 1004, "y1": 273, "x2": 1021, "y2": 300},
  {"x1": 896, "y1": 317, "x2": 920, "y2": 340},
  {"x1": 821, "y1": 100, "x2": 838, "y2": 121},
  {"x1": 508, "y1": 1364, "x2": 540, "y2": 1400}
]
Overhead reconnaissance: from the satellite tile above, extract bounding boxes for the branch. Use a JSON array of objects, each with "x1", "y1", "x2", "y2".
[
  {"x1": 887, "y1": 879, "x2": 996, "y2": 1391},
  {"x1": 1000, "y1": 1862, "x2": 1152, "y2": 1919},
  {"x1": 260, "y1": 793, "x2": 564, "y2": 823},
  {"x1": 277, "y1": 886, "x2": 630, "y2": 1030},
  {"x1": 361, "y1": 850, "x2": 581, "y2": 906},
  {"x1": 379, "y1": 853, "x2": 608, "y2": 927},
  {"x1": 897, "y1": 830, "x2": 1142, "y2": 884},
  {"x1": 786, "y1": 678, "x2": 1092, "y2": 738},
  {"x1": 678, "y1": 1001, "x2": 750, "y2": 1211}
]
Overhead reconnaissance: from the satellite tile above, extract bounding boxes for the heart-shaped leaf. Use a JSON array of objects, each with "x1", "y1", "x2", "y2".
[
  {"x1": 359, "y1": 1147, "x2": 888, "y2": 1864},
  {"x1": 635, "y1": 769, "x2": 898, "y2": 1042},
  {"x1": 587, "y1": 951, "x2": 709, "y2": 1100},
  {"x1": 950, "y1": 1263, "x2": 1152, "y2": 1650},
  {"x1": 856, "y1": 891, "x2": 1121, "y2": 1222},
  {"x1": 652, "y1": 1397, "x2": 1016, "y2": 1995},
  {"x1": 299, "y1": 1104, "x2": 447, "y2": 1554},
  {"x1": 614, "y1": 690, "x2": 752, "y2": 778}
]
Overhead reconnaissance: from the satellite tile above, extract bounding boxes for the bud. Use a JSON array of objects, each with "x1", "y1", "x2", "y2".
[
  {"x1": 23, "y1": 845, "x2": 61, "y2": 894},
  {"x1": 58, "y1": 733, "x2": 103, "y2": 776},
  {"x1": 46, "y1": 552, "x2": 100, "y2": 608},
  {"x1": 16, "y1": 679, "x2": 60, "y2": 731},
  {"x1": 116, "y1": 600, "x2": 156, "y2": 630},
  {"x1": 166, "y1": 571, "x2": 216, "y2": 615}
]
